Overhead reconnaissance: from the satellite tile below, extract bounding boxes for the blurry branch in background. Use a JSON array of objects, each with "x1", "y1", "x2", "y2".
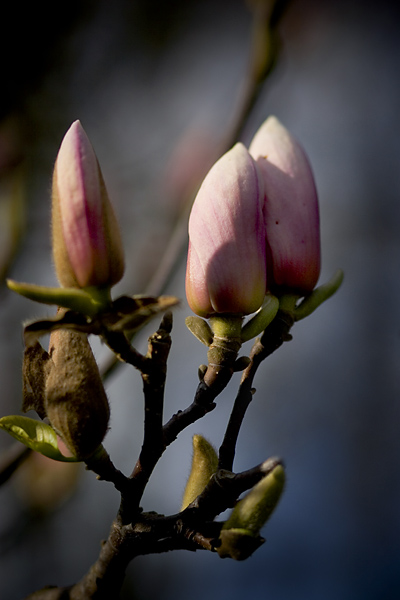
[
  {"x1": 0, "y1": 167, "x2": 26, "y2": 283},
  {"x1": 0, "y1": 116, "x2": 27, "y2": 284},
  {"x1": 100, "y1": 0, "x2": 291, "y2": 380},
  {"x1": 227, "y1": 0, "x2": 291, "y2": 145},
  {"x1": 0, "y1": 118, "x2": 29, "y2": 483}
]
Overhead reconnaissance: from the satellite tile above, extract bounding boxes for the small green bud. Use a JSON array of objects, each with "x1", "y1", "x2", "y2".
[
  {"x1": 222, "y1": 463, "x2": 285, "y2": 535},
  {"x1": 217, "y1": 528, "x2": 264, "y2": 561},
  {"x1": 181, "y1": 434, "x2": 218, "y2": 510}
]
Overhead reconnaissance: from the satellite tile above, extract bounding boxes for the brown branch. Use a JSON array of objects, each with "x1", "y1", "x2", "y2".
[
  {"x1": 25, "y1": 456, "x2": 283, "y2": 600},
  {"x1": 218, "y1": 309, "x2": 295, "y2": 471},
  {"x1": 99, "y1": 329, "x2": 148, "y2": 372},
  {"x1": 85, "y1": 447, "x2": 130, "y2": 495},
  {"x1": 162, "y1": 379, "x2": 217, "y2": 446},
  {"x1": 123, "y1": 313, "x2": 172, "y2": 518}
]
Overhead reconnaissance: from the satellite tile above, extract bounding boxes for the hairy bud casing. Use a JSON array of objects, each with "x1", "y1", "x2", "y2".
[
  {"x1": 45, "y1": 328, "x2": 110, "y2": 459},
  {"x1": 181, "y1": 435, "x2": 218, "y2": 510},
  {"x1": 223, "y1": 463, "x2": 285, "y2": 535},
  {"x1": 217, "y1": 463, "x2": 285, "y2": 560}
]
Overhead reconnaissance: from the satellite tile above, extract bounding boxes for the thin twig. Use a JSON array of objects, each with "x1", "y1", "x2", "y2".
[
  {"x1": 127, "y1": 313, "x2": 172, "y2": 512},
  {"x1": 218, "y1": 309, "x2": 294, "y2": 471}
]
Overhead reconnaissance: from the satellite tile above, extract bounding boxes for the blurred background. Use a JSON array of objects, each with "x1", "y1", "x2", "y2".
[{"x1": 1, "y1": 0, "x2": 399, "y2": 598}]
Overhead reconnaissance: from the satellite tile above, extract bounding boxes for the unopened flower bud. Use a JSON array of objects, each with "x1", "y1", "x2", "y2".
[
  {"x1": 45, "y1": 328, "x2": 110, "y2": 459},
  {"x1": 181, "y1": 434, "x2": 218, "y2": 510},
  {"x1": 52, "y1": 120, "x2": 125, "y2": 289},
  {"x1": 249, "y1": 116, "x2": 320, "y2": 293},
  {"x1": 186, "y1": 143, "x2": 266, "y2": 317}
]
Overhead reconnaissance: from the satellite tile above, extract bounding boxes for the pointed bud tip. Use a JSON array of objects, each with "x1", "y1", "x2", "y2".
[{"x1": 52, "y1": 120, "x2": 125, "y2": 289}]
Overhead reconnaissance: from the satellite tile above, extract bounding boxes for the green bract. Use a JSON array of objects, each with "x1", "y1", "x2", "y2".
[{"x1": 0, "y1": 415, "x2": 80, "y2": 462}]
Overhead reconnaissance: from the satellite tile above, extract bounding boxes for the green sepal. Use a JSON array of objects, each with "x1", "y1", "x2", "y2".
[
  {"x1": 294, "y1": 269, "x2": 344, "y2": 321},
  {"x1": 241, "y1": 293, "x2": 279, "y2": 342},
  {"x1": 7, "y1": 279, "x2": 111, "y2": 317},
  {"x1": 0, "y1": 415, "x2": 81, "y2": 462},
  {"x1": 185, "y1": 316, "x2": 214, "y2": 346}
]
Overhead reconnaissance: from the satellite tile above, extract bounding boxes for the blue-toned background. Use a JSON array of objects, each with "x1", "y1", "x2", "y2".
[{"x1": 1, "y1": 1, "x2": 399, "y2": 598}]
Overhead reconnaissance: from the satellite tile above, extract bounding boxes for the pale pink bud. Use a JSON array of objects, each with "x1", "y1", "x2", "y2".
[
  {"x1": 186, "y1": 143, "x2": 266, "y2": 317},
  {"x1": 52, "y1": 121, "x2": 125, "y2": 289},
  {"x1": 249, "y1": 116, "x2": 320, "y2": 293}
]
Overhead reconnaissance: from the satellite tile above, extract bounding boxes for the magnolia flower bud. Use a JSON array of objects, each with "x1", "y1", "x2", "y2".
[
  {"x1": 186, "y1": 143, "x2": 266, "y2": 317},
  {"x1": 52, "y1": 120, "x2": 125, "y2": 289},
  {"x1": 249, "y1": 116, "x2": 320, "y2": 293},
  {"x1": 45, "y1": 328, "x2": 110, "y2": 459}
]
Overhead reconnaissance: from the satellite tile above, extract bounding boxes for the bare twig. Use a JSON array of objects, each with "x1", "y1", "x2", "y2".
[
  {"x1": 128, "y1": 313, "x2": 173, "y2": 512},
  {"x1": 219, "y1": 309, "x2": 295, "y2": 471}
]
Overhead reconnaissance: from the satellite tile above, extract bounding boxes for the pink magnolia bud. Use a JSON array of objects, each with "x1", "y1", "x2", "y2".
[
  {"x1": 186, "y1": 143, "x2": 266, "y2": 317},
  {"x1": 249, "y1": 116, "x2": 320, "y2": 293},
  {"x1": 52, "y1": 121, "x2": 125, "y2": 289}
]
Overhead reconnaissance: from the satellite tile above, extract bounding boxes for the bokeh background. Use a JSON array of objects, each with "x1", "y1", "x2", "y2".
[{"x1": 1, "y1": 0, "x2": 399, "y2": 598}]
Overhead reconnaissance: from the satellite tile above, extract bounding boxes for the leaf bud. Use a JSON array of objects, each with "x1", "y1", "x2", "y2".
[
  {"x1": 181, "y1": 434, "x2": 218, "y2": 510},
  {"x1": 218, "y1": 463, "x2": 285, "y2": 559}
]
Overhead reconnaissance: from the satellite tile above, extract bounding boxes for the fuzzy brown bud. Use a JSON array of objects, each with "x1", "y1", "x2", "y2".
[{"x1": 45, "y1": 328, "x2": 110, "y2": 459}]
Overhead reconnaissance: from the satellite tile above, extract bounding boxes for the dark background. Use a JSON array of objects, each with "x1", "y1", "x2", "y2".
[{"x1": 0, "y1": 1, "x2": 399, "y2": 598}]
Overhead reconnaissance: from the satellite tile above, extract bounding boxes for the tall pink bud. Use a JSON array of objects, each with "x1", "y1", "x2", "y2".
[
  {"x1": 52, "y1": 121, "x2": 125, "y2": 289},
  {"x1": 249, "y1": 116, "x2": 320, "y2": 293},
  {"x1": 186, "y1": 143, "x2": 266, "y2": 317}
]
